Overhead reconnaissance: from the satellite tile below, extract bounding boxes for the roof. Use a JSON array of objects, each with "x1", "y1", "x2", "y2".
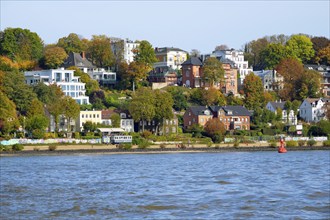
[
  {"x1": 181, "y1": 57, "x2": 203, "y2": 66},
  {"x1": 62, "y1": 52, "x2": 95, "y2": 69},
  {"x1": 189, "y1": 106, "x2": 212, "y2": 116},
  {"x1": 98, "y1": 128, "x2": 125, "y2": 133},
  {"x1": 305, "y1": 98, "x2": 322, "y2": 104},
  {"x1": 268, "y1": 101, "x2": 285, "y2": 110},
  {"x1": 101, "y1": 109, "x2": 115, "y2": 120},
  {"x1": 218, "y1": 105, "x2": 252, "y2": 116},
  {"x1": 155, "y1": 47, "x2": 187, "y2": 54}
]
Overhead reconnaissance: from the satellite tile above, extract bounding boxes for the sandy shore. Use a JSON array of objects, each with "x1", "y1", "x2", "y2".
[{"x1": 1, "y1": 143, "x2": 329, "y2": 156}]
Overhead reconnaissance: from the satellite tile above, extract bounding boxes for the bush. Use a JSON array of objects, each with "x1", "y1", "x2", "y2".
[
  {"x1": 286, "y1": 140, "x2": 298, "y2": 147},
  {"x1": 207, "y1": 142, "x2": 213, "y2": 147},
  {"x1": 233, "y1": 141, "x2": 240, "y2": 147},
  {"x1": 268, "y1": 140, "x2": 277, "y2": 148},
  {"x1": 141, "y1": 130, "x2": 152, "y2": 139},
  {"x1": 72, "y1": 132, "x2": 81, "y2": 139},
  {"x1": 307, "y1": 139, "x2": 317, "y2": 146},
  {"x1": 44, "y1": 132, "x2": 56, "y2": 139},
  {"x1": 0, "y1": 144, "x2": 11, "y2": 152},
  {"x1": 323, "y1": 140, "x2": 330, "y2": 146},
  {"x1": 138, "y1": 139, "x2": 151, "y2": 149},
  {"x1": 12, "y1": 144, "x2": 24, "y2": 151},
  {"x1": 33, "y1": 147, "x2": 40, "y2": 151},
  {"x1": 48, "y1": 145, "x2": 57, "y2": 151},
  {"x1": 118, "y1": 143, "x2": 132, "y2": 150},
  {"x1": 214, "y1": 145, "x2": 220, "y2": 149},
  {"x1": 159, "y1": 143, "x2": 166, "y2": 149},
  {"x1": 32, "y1": 129, "x2": 45, "y2": 139},
  {"x1": 298, "y1": 140, "x2": 306, "y2": 147}
]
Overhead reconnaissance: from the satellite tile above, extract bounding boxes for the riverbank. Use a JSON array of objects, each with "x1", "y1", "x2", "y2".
[{"x1": 1, "y1": 143, "x2": 329, "y2": 157}]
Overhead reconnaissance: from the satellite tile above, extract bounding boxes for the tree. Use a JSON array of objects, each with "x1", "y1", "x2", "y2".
[
  {"x1": 154, "y1": 90, "x2": 174, "y2": 135},
  {"x1": 83, "y1": 121, "x2": 97, "y2": 133},
  {"x1": 128, "y1": 87, "x2": 155, "y2": 131},
  {"x1": 27, "y1": 99, "x2": 45, "y2": 117},
  {"x1": 0, "y1": 91, "x2": 19, "y2": 135},
  {"x1": 204, "y1": 118, "x2": 226, "y2": 143},
  {"x1": 201, "y1": 87, "x2": 226, "y2": 106},
  {"x1": 62, "y1": 96, "x2": 80, "y2": 132},
  {"x1": 133, "y1": 40, "x2": 157, "y2": 68},
  {"x1": 214, "y1": 45, "x2": 229, "y2": 51},
  {"x1": 45, "y1": 84, "x2": 65, "y2": 132},
  {"x1": 57, "y1": 33, "x2": 86, "y2": 54},
  {"x1": 87, "y1": 35, "x2": 115, "y2": 68},
  {"x1": 226, "y1": 92, "x2": 243, "y2": 106},
  {"x1": 202, "y1": 57, "x2": 225, "y2": 87},
  {"x1": 284, "y1": 101, "x2": 292, "y2": 123},
  {"x1": 123, "y1": 61, "x2": 150, "y2": 89},
  {"x1": 244, "y1": 37, "x2": 269, "y2": 70},
  {"x1": 43, "y1": 45, "x2": 68, "y2": 69},
  {"x1": 261, "y1": 43, "x2": 291, "y2": 69},
  {"x1": 166, "y1": 86, "x2": 188, "y2": 111},
  {"x1": 243, "y1": 73, "x2": 265, "y2": 110},
  {"x1": 286, "y1": 34, "x2": 314, "y2": 63},
  {"x1": 110, "y1": 113, "x2": 121, "y2": 128},
  {"x1": 190, "y1": 49, "x2": 201, "y2": 57},
  {"x1": 25, "y1": 115, "x2": 49, "y2": 138},
  {"x1": 315, "y1": 45, "x2": 330, "y2": 65},
  {"x1": 0, "y1": 28, "x2": 43, "y2": 62}
]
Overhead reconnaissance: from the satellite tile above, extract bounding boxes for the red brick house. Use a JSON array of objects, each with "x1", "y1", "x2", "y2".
[
  {"x1": 183, "y1": 105, "x2": 251, "y2": 130},
  {"x1": 181, "y1": 57, "x2": 203, "y2": 88}
]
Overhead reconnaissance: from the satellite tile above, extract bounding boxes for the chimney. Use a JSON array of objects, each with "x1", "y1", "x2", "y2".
[{"x1": 81, "y1": 51, "x2": 86, "y2": 59}]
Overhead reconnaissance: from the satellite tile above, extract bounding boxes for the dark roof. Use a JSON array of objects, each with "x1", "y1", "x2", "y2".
[
  {"x1": 155, "y1": 47, "x2": 187, "y2": 54},
  {"x1": 219, "y1": 106, "x2": 251, "y2": 116},
  {"x1": 268, "y1": 101, "x2": 285, "y2": 110},
  {"x1": 181, "y1": 57, "x2": 203, "y2": 66},
  {"x1": 62, "y1": 52, "x2": 95, "y2": 69},
  {"x1": 189, "y1": 106, "x2": 212, "y2": 116}
]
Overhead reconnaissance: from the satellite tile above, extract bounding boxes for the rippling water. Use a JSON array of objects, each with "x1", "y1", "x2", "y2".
[{"x1": 1, "y1": 151, "x2": 329, "y2": 219}]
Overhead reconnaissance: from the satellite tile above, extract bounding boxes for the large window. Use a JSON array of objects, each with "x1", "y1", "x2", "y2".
[{"x1": 55, "y1": 72, "x2": 61, "y2": 82}]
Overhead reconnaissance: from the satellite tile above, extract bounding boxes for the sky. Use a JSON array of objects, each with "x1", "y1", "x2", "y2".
[{"x1": 1, "y1": 0, "x2": 329, "y2": 54}]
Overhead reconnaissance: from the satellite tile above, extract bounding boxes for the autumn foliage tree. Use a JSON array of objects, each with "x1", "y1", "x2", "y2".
[
  {"x1": 243, "y1": 73, "x2": 265, "y2": 110},
  {"x1": 204, "y1": 118, "x2": 226, "y2": 143},
  {"x1": 57, "y1": 33, "x2": 87, "y2": 54},
  {"x1": 87, "y1": 35, "x2": 115, "y2": 68},
  {"x1": 43, "y1": 45, "x2": 68, "y2": 69}
]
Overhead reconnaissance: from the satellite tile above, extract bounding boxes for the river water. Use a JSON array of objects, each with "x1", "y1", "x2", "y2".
[{"x1": 0, "y1": 151, "x2": 329, "y2": 220}]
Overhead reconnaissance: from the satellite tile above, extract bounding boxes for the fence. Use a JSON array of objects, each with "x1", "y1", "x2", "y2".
[{"x1": 0, "y1": 138, "x2": 102, "y2": 146}]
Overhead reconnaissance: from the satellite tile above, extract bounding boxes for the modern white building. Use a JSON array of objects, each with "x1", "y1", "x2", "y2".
[
  {"x1": 154, "y1": 47, "x2": 188, "y2": 70},
  {"x1": 207, "y1": 49, "x2": 253, "y2": 85},
  {"x1": 266, "y1": 101, "x2": 297, "y2": 125},
  {"x1": 24, "y1": 68, "x2": 89, "y2": 105},
  {"x1": 254, "y1": 70, "x2": 284, "y2": 91},
  {"x1": 87, "y1": 68, "x2": 116, "y2": 86},
  {"x1": 299, "y1": 98, "x2": 326, "y2": 123},
  {"x1": 119, "y1": 111, "x2": 134, "y2": 132},
  {"x1": 111, "y1": 38, "x2": 139, "y2": 64}
]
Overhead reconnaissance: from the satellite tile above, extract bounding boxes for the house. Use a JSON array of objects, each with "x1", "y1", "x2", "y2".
[
  {"x1": 75, "y1": 110, "x2": 102, "y2": 132},
  {"x1": 154, "y1": 47, "x2": 188, "y2": 70},
  {"x1": 88, "y1": 68, "x2": 116, "y2": 86},
  {"x1": 101, "y1": 109, "x2": 113, "y2": 126},
  {"x1": 299, "y1": 98, "x2": 326, "y2": 122},
  {"x1": 24, "y1": 68, "x2": 89, "y2": 105},
  {"x1": 111, "y1": 38, "x2": 139, "y2": 64},
  {"x1": 222, "y1": 61, "x2": 238, "y2": 95},
  {"x1": 304, "y1": 64, "x2": 330, "y2": 97},
  {"x1": 148, "y1": 66, "x2": 178, "y2": 89},
  {"x1": 119, "y1": 110, "x2": 134, "y2": 132},
  {"x1": 266, "y1": 101, "x2": 297, "y2": 125},
  {"x1": 183, "y1": 105, "x2": 251, "y2": 130},
  {"x1": 181, "y1": 57, "x2": 203, "y2": 88},
  {"x1": 254, "y1": 70, "x2": 284, "y2": 91},
  {"x1": 135, "y1": 117, "x2": 178, "y2": 135},
  {"x1": 62, "y1": 52, "x2": 95, "y2": 73},
  {"x1": 202, "y1": 49, "x2": 253, "y2": 86}
]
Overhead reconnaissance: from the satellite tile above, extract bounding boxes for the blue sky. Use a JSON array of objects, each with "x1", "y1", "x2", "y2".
[{"x1": 1, "y1": 1, "x2": 329, "y2": 54}]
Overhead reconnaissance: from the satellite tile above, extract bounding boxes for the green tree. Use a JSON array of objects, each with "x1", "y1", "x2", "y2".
[
  {"x1": 154, "y1": 90, "x2": 174, "y2": 135},
  {"x1": 0, "y1": 91, "x2": 19, "y2": 135},
  {"x1": 43, "y1": 45, "x2": 68, "y2": 69},
  {"x1": 87, "y1": 35, "x2": 115, "y2": 68},
  {"x1": 243, "y1": 73, "x2": 265, "y2": 110},
  {"x1": 25, "y1": 115, "x2": 49, "y2": 138},
  {"x1": 166, "y1": 86, "x2": 188, "y2": 111},
  {"x1": 202, "y1": 57, "x2": 225, "y2": 87},
  {"x1": 292, "y1": 100, "x2": 301, "y2": 119},
  {"x1": 244, "y1": 37, "x2": 269, "y2": 70},
  {"x1": 110, "y1": 113, "x2": 121, "y2": 128},
  {"x1": 262, "y1": 43, "x2": 291, "y2": 69},
  {"x1": 83, "y1": 121, "x2": 97, "y2": 133},
  {"x1": 57, "y1": 33, "x2": 86, "y2": 54},
  {"x1": 67, "y1": 66, "x2": 100, "y2": 95},
  {"x1": 133, "y1": 40, "x2": 157, "y2": 69},
  {"x1": 62, "y1": 96, "x2": 80, "y2": 132},
  {"x1": 123, "y1": 61, "x2": 150, "y2": 89},
  {"x1": 286, "y1": 35, "x2": 314, "y2": 63},
  {"x1": 0, "y1": 28, "x2": 43, "y2": 62},
  {"x1": 27, "y1": 99, "x2": 45, "y2": 117},
  {"x1": 45, "y1": 85, "x2": 65, "y2": 132},
  {"x1": 129, "y1": 87, "x2": 155, "y2": 131},
  {"x1": 284, "y1": 101, "x2": 292, "y2": 123}
]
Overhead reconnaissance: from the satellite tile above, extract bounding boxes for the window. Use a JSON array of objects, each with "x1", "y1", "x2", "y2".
[
  {"x1": 186, "y1": 70, "x2": 190, "y2": 77},
  {"x1": 55, "y1": 72, "x2": 61, "y2": 82},
  {"x1": 82, "y1": 114, "x2": 84, "y2": 118},
  {"x1": 65, "y1": 73, "x2": 70, "y2": 82}
]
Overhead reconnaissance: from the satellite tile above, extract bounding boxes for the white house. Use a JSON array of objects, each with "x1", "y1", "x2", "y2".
[
  {"x1": 266, "y1": 101, "x2": 297, "y2": 125},
  {"x1": 254, "y1": 70, "x2": 284, "y2": 91},
  {"x1": 24, "y1": 68, "x2": 89, "y2": 105},
  {"x1": 299, "y1": 98, "x2": 326, "y2": 123},
  {"x1": 75, "y1": 110, "x2": 102, "y2": 132},
  {"x1": 111, "y1": 38, "x2": 139, "y2": 64},
  {"x1": 119, "y1": 111, "x2": 134, "y2": 132},
  {"x1": 154, "y1": 47, "x2": 188, "y2": 70},
  {"x1": 87, "y1": 68, "x2": 116, "y2": 86}
]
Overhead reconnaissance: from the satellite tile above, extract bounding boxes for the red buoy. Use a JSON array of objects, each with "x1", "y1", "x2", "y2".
[{"x1": 278, "y1": 138, "x2": 287, "y2": 153}]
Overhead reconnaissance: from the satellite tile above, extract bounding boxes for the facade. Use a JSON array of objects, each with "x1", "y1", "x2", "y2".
[
  {"x1": 181, "y1": 57, "x2": 203, "y2": 88},
  {"x1": 304, "y1": 64, "x2": 330, "y2": 97},
  {"x1": 299, "y1": 98, "x2": 326, "y2": 123},
  {"x1": 136, "y1": 118, "x2": 178, "y2": 135},
  {"x1": 24, "y1": 68, "x2": 89, "y2": 105},
  {"x1": 266, "y1": 101, "x2": 297, "y2": 125},
  {"x1": 154, "y1": 47, "x2": 188, "y2": 70},
  {"x1": 254, "y1": 70, "x2": 284, "y2": 91},
  {"x1": 183, "y1": 105, "x2": 251, "y2": 130},
  {"x1": 119, "y1": 111, "x2": 134, "y2": 132},
  {"x1": 76, "y1": 110, "x2": 102, "y2": 132},
  {"x1": 62, "y1": 52, "x2": 95, "y2": 73},
  {"x1": 88, "y1": 68, "x2": 116, "y2": 86},
  {"x1": 222, "y1": 62, "x2": 238, "y2": 95},
  {"x1": 101, "y1": 109, "x2": 113, "y2": 126},
  {"x1": 148, "y1": 66, "x2": 178, "y2": 86},
  {"x1": 111, "y1": 38, "x2": 139, "y2": 64}
]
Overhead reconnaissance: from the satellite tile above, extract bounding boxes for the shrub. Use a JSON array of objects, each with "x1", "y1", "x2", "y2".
[
  {"x1": 33, "y1": 147, "x2": 40, "y2": 151},
  {"x1": 12, "y1": 144, "x2": 24, "y2": 151},
  {"x1": 138, "y1": 139, "x2": 151, "y2": 149},
  {"x1": 286, "y1": 140, "x2": 298, "y2": 147},
  {"x1": 0, "y1": 144, "x2": 12, "y2": 152},
  {"x1": 118, "y1": 143, "x2": 132, "y2": 150},
  {"x1": 298, "y1": 140, "x2": 306, "y2": 147},
  {"x1": 268, "y1": 140, "x2": 277, "y2": 148},
  {"x1": 72, "y1": 132, "x2": 81, "y2": 139},
  {"x1": 323, "y1": 140, "x2": 330, "y2": 147},
  {"x1": 32, "y1": 129, "x2": 45, "y2": 139},
  {"x1": 207, "y1": 142, "x2": 213, "y2": 148},
  {"x1": 159, "y1": 144, "x2": 166, "y2": 149},
  {"x1": 233, "y1": 141, "x2": 240, "y2": 147},
  {"x1": 44, "y1": 132, "x2": 56, "y2": 139},
  {"x1": 48, "y1": 145, "x2": 57, "y2": 151},
  {"x1": 307, "y1": 139, "x2": 317, "y2": 146},
  {"x1": 214, "y1": 145, "x2": 220, "y2": 149},
  {"x1": 141, "y1": 130, "x2": 152, "y2": 139}
]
